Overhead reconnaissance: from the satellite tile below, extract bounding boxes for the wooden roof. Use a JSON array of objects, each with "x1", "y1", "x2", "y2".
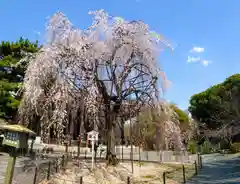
[{"x1": 0, "y1": 124, "x2": 36, "y2": 136}]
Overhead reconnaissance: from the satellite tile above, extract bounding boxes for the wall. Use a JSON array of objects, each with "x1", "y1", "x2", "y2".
[{"x1": 33, "y1": 143, "x2": 198, "y2": 164}]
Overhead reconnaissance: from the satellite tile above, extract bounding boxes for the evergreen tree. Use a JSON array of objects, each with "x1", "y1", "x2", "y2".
[{"x1": 0, "y1": 38, "x2": 39, "y2": 122}]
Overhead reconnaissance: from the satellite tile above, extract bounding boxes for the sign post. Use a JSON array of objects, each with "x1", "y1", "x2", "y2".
[
  {"x1": 87, "y1": 130, "x2": 99, "y2": 170},
  {"x1": 0, "y1": 124, "x2": 36, "y2": 184}
]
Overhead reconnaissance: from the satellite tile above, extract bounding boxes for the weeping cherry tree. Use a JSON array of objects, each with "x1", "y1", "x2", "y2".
[{"x1": 18, "y1": 10, "x2": 171, "y2": 164}]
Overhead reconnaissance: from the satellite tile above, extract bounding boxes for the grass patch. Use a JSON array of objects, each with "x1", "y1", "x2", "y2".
[
  {"x1": 134, "y1": 161, "x2": 146, "y2": 166},
  {"x1": 143, "y1": 175, "x2": 154, "y2": 179},
  {"x1": 161, "y1": 163, "x2": 196, "y2": 182}
]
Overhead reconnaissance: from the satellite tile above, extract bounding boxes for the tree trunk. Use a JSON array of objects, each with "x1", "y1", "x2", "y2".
[{"x1": 106, "y1": 114, "x2": 118, "y2": 165}]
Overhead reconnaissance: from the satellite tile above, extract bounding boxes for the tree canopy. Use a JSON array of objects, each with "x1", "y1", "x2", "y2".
[
  {"x1": 189, "y1": 74, "x2": 240, "y2": 131},
  {"x1": 0, "y1": 38, "x2": 39, "y2": 122}
]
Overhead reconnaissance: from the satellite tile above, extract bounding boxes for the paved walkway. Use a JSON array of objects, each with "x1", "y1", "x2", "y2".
[
  {"x1": 187, "y1": 154, "x2": 240, "y2": 184},
  {"x1": 0, "y1": 152, "x2": 52, "y2": 184}
]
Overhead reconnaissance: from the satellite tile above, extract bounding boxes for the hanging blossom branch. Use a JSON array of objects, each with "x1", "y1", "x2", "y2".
[{"x1": 18, "y1": 10, "x2": 171, "y2": 145}]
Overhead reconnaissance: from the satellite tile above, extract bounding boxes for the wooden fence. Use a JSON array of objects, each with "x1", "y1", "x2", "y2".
[{"x1": 11, "y1": 153, "x2": 203, "y2": 184}]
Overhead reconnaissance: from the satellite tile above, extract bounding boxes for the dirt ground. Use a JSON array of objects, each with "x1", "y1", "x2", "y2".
[{"x1": 41, "y1": 160, "x2": 195, "y2": 184}]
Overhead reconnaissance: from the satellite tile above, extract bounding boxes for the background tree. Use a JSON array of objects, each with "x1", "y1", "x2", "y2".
[
  {"x1": 0, "y1": 38, "x2": 39, "y2": 122},
  {"x1": 170, "y1": 104, "x2": 191, "y2": 144},
  {"x1": 126, "y1": 102, "x2": 189, "y2": 151},
  {"x1": 189, "y1": 74, "x2": 240, "y2": 144}
]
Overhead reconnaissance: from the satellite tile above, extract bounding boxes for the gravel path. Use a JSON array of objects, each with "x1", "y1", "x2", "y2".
[{"x1": 187, "y1": 154, "x2": 240, "y2": 184}]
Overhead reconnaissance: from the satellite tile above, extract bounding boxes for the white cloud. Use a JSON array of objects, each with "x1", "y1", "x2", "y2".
[
  {"x1": 187, "y1": 56, "x2": 212, "y2": 67},
  {"x1": 190, "y1": 46, "x2": 205, "y2": 53},
  {"x1": 187, "y1": 56, "x2": 201, "y2": 63},
  {"x1": 188, "y1": 45, "x2": 211, "y2": 66},
  {"x1": 201, "y1": 60, "x2": 212, "y2": 67}
]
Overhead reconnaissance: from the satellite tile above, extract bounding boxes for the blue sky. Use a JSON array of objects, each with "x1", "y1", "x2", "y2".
[{"x1": 1, "y1": 0, "x2": 240, "y2": 110}]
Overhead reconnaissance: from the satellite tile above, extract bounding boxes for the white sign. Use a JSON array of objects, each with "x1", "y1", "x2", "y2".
[
  {"x1": 87, "y1": 130, "x2": 99, "y2": 141},
  {"x1": 35, "y1": 136, "x2": 41, "y2": 144}
]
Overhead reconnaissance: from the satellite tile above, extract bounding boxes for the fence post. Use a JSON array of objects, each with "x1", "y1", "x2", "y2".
[
  {"x1": 80, "y1": 176, "x2": 83, "y2": 184},
  {"x1": 127, "y1": 176, "x2": 130, "y2": 184},
  {"x1": 197, "y1": 153, "x2": 200, "y2": 166},
  {"x1": 65, "y1": 143, "x2": 69, "y2": 154},
  {"x1": 62, "y1": 155, "x2": 65, "y2": 167},
  {"x1": 162, "y1": 172, "x2": 166, "y2": 184},
  {"x1": 77, "y1": 142, "x2": 80, "y2": 158},
  {"x1": 84, "y1": 150, "x2": 87, "y2": 159},
  {"x1": 129, "y1": 151, "x2": 133, "y2": 173},
  {"x1": 33, "y1": 166, "x2": 38, "y2": 184},
  {"x1": 182, "y1": 165, "x2": 186, "y2": 183},
  {"x1": 138, "y1": 146, "x2": 141, "y2": 167},
  {"x1": 47, "y1": 161, "x2": 51, "y2": 180},
  {"x1": 121, "y1": 145, "x2": 123, "y2": 163},
  {"x1": 55, "y1": 158, "x2": 58, "y2": 173},
  {"x1": 94, "y1": 150, "x2": 97, "y2": 163},
  {"x1": 200, "y1": 156, "x2": 203, "y2": 169},
  {"x1": 194, "y1": 160, "x2": 198, "y2": 175}
]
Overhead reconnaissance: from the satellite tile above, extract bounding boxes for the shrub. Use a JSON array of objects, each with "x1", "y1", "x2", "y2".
[
  {"x1": 187, "y1": 140, "x2": 197, "y2": 154},
  {"x1": 230, "y1": 142, "x2": 240, "y2": 153},
  {"x1": 201, "y1": 141, "x2": 212, "y2": 154}
]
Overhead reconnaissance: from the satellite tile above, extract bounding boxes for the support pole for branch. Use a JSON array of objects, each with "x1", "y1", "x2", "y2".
[
  {"x1": 91, "y1": 139, "x2": 94, "y2": 169},
  {"x1": 130, "y1": 117, "x2": 134, "y2": 173},
  {"x1": 121, "y1": 118, "x2": 124, "y2": 163}
]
